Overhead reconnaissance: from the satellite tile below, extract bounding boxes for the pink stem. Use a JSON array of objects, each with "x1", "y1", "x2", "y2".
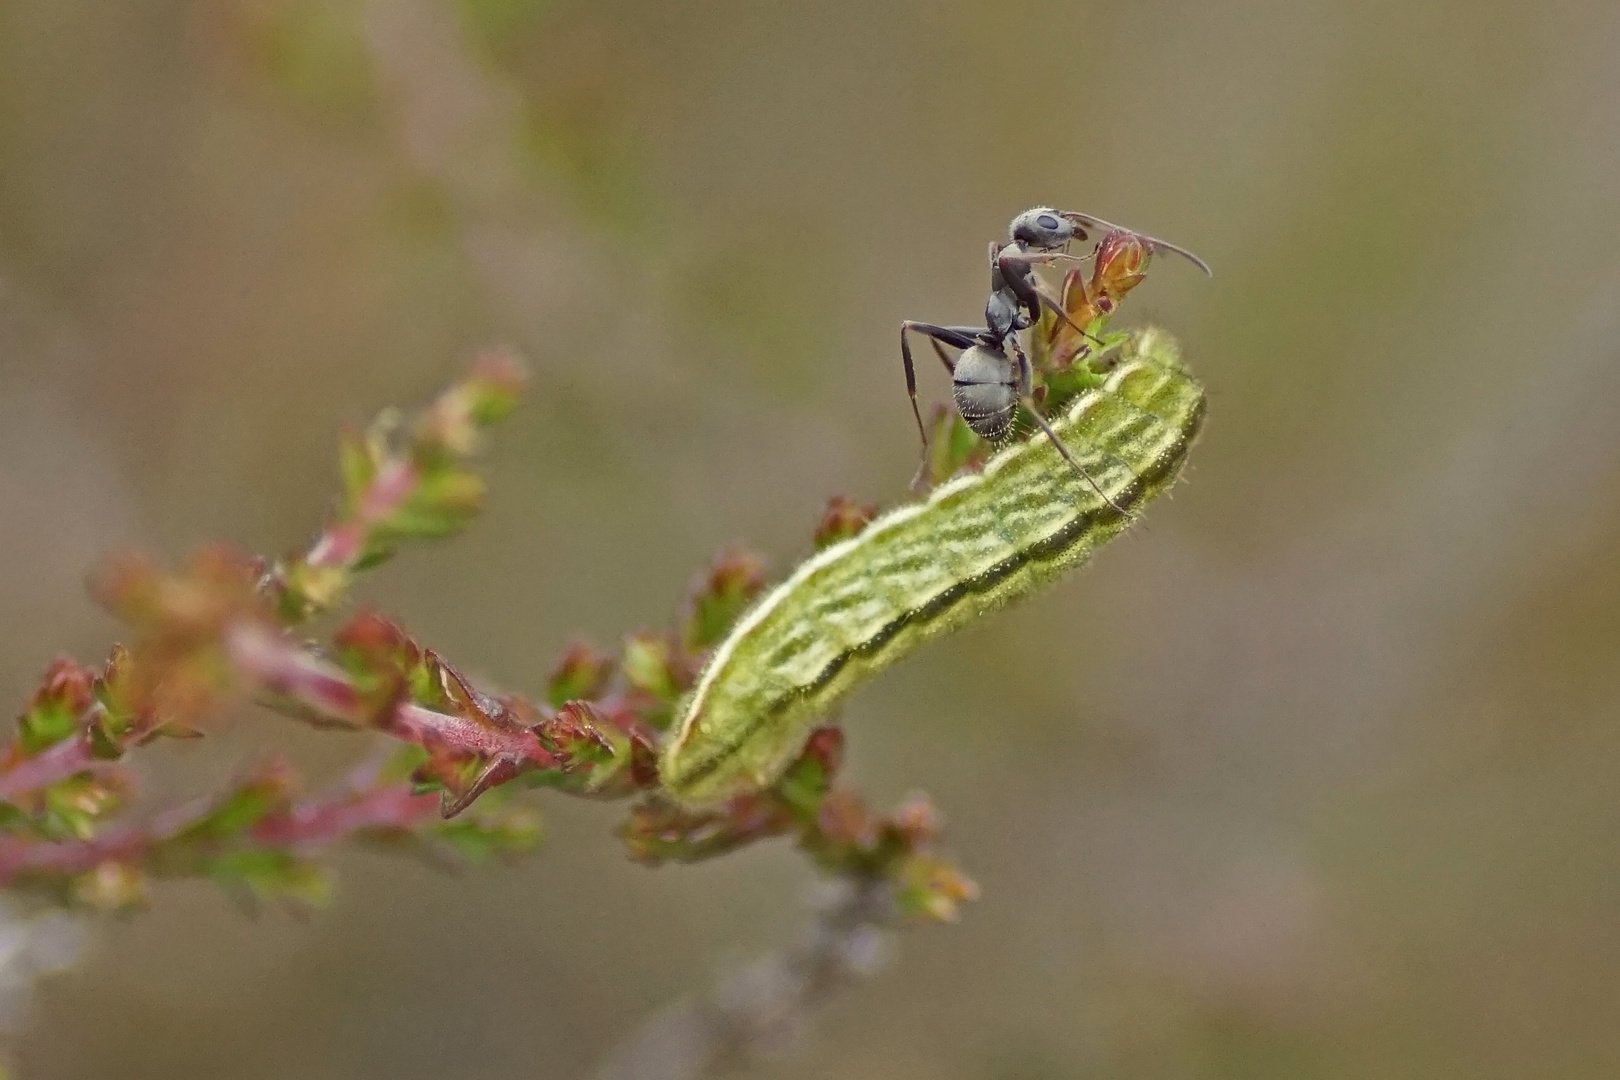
[
  {"x1": 0, "y1": 777, "x2": 440, "y2": 883},
  {"x1": 0, "y1": 729, "x2": 112, "y2": 804},
  {"x1": 226, "y1": 623, "x2": 560, "y2": 769},
  {"x1": 0, "y1": 828, "x2": 146, "y2": 879},
  {"x1": 304, "y1": 458, "x2": 419, "y2": 571},
  {"x1": 389, "y1": 702, "x2": 556, "y2": 766},
  {"x1": 248, "y1": 783, "x2": 440, "y2": 849},
  {"x1": 227, "y1": 623, "x2": 368, "y2": 723}
]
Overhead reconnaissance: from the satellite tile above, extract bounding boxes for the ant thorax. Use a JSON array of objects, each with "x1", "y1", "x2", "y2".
[{"x1": 984, "y1": 275, "x2": 1026, "y2": 339}]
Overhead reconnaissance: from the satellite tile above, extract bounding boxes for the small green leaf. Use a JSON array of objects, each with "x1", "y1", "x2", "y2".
[
  {"x1": 41, "y1": 774, "x2": 123, "y2": 841},
  {"x1": 460, "y1": 360, "x2": 525, "y2": 425},
  {"x1": 177, "y1": 779, "x2": 287, "y2": 844},
  {"x1": 19, "y1": 701, "x2": 77, "y2": 755},
  {"x1": 923, "y1": 408, "x2": 981, "y2": 487},
  {"x1": 432, "y1": 804, "x2": 543, "y2": 865},
  {"x1": 0, "y1": 802, "x2": 31, "y2": 834},
  {"x1": 621, "y1": 634, "x2": 677, "y2": 701},
  {"x1": 17, "y1": 660, "x2": 96, "y2": 754},
  {"x1": 378, "y1": 470, "x2": 485, "y2": 540},
  {"x1": 337, "y1": 429, "x2": 377, "y2": 509},
  {"x1": 774, "y1": 750, "x2": 834, "y2": 820},
  {"x1": 211, "y1": 849, "x2": 334, "y2": 907},
  {"x1": 683, "y1": 550, "x2": 768, "y2": 651},
  {"x1": 545, "y1": 642, "x2": 614, "y2": 707},
  {"x1": 813, "y1": 497, "x2": 877, "y2": 551}
]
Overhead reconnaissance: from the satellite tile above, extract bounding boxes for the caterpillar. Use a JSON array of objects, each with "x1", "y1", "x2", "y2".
[{"x1": 661, "y1": 327, "x2": 1205, "y2": 806}]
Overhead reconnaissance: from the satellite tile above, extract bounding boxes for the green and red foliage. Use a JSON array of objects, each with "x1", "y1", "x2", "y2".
[{"x1": 0, "y1": 351, "x2": 975, "y2": 922}]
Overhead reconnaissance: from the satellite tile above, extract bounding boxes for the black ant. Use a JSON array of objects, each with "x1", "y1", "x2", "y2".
[{"x1": 899, "y1": 207, "x2": 1209, "y2": 507}]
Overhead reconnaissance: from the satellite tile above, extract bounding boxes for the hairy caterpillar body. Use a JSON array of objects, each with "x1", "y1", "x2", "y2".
[{"x1": 661, "y1": 328, "x2": 1205, "y2": 805}]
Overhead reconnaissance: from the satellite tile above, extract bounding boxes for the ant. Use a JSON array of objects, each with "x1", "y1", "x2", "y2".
[{"x1": 899, "y1": 207, "x2": 1209, "y2": 507}]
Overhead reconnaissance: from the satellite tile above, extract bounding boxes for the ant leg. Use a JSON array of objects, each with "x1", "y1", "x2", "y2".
[
  {"x1": 901, "y1": 321, "x2": 986, "y2": 492},
  {"x1": 901, "y1": 320, "x2": 982, "y2": 441},
  {"x1": 898, "y1": 324, "x2": 929, "y2": 449},
  {"x1": 1008, "y1": 337, "x2": 1132, "y2": 518},
  {"x1": 910, "y1": 337, "x2": 970, "y2": 489},
  {"x1": 914, "y1": 324, "x2": 983, "y2": 371},
  {"x1": 1024, "y1": 407, "x2": 1132, "y2": 518},
  {"x1": 998, "y1": 252, "x2": 1107, "y2": 348},
  {"x1": 900, "y1": 322, "x2": 981, "y2": 357},
  {"x1": 902, "y1": 324, "x2": 953, "y2": 443}
]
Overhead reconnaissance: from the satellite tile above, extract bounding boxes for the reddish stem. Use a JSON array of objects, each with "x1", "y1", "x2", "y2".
[
  {"x1": 0, "y1": 733, "x2": 110, "y2": 804},
  {"x1": 0, "y1": 777, "x2": 439, "y2": 883},
  {"x1": 226, "y1": 623, "x2": 561, "y2": 770},
  {"x1": 304, "y1": 458, "x2": 419, "y2": 571},
  {"x1": 387, "y1": 702, "x2": 554, "y2": 765},
  {"x1": 248, "y1": 783, "x2": 440, "y2": 849},
  {"x1": 227, "y1": 623, "x2": 369, "y2": 723}
]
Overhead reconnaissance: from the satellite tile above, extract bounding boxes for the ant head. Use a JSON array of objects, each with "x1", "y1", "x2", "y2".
[{"x1": 1008, "y1": 207, "x2": 1084, "y2": 250}]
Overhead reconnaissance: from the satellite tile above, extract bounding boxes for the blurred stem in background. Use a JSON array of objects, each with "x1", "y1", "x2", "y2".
[{"x1": 595, "y1": 878, "x2": 896, "y2": 1080}]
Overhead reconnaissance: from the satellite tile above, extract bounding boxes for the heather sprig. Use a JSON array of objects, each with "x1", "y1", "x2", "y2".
[
  {"x1": 0, "y1": 354, "x2": 975, "y2": 924},
  {"x1": 267, "y1": 350, "x2": 526, "y2": 623}
]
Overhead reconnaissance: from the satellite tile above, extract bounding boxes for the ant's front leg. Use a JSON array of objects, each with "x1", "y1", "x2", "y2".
[{"x1": 996, "y1": 251, "x2": 1107, "y2": 348}]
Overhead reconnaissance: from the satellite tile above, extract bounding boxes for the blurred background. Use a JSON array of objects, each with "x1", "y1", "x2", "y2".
[{"x1": 2, "y1": 0, "x2": 1619, "y2": 1076}]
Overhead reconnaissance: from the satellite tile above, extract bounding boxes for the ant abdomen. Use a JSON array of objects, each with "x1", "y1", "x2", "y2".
[{"x1": 952, "y1": 345, "x2": 1018, "y2": 442}]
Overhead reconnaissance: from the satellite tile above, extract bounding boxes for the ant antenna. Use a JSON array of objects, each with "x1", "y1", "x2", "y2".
[{"x1": 1060, "y1": 212, "x2": 1213, "y2": 276}]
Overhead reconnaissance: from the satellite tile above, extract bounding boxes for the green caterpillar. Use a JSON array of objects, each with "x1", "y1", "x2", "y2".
[{"x1": 661, "y1": 328, "x2": 1205, "y2": 806}]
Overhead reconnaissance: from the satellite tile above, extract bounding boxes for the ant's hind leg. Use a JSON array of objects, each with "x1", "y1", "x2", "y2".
[
  {"x1": 899, "y1": 321, "x2": 981, "y2": 491},
  {"x1": 910, "y1": 337, "x2": 970, "y2": 490},
  {"x1": 900, "y1": 320, "x2": 981, "y2": 445},
  {"x1": 1022, "y1": 406, "x2": 1132, "y2": 519},
  {"x1": 899, "y1": 323, "x2": 930, "y2": 449},
  {"x1": 1007, "y1": 336, "x2": 1131, "y2": 518}
]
